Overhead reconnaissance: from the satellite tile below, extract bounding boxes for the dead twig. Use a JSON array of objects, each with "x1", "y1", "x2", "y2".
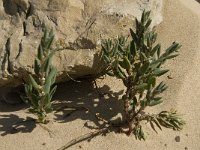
[{"x1": 57, "y1": 128, "x2": 109, "y2": 150}]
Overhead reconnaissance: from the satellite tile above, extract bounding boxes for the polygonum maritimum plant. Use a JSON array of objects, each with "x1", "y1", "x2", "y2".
[
  {"x1": 21, "y1": 28, "x2": 57, "y2": 123},
  {"x1": 101, "y1": 10, "x2": 185, "y2": 140}
]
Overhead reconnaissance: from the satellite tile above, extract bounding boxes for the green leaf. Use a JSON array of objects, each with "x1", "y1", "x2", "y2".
[
  {"x1": 130, "y1": 41, "x2": 137, "y2": 56},
  {"x1": 44, "y1": 67, "x2": 57, "y2": 94},
  {"x1": 118, "y1": 66, "x2": 127, "y2": 79},
  {"x1": 38, "y1": 45, "x2": 43, "y2": 60},
  {"x1": 151, "y1": 33, "x2": 157, "y2": 44},
  {"x1": 45, "y1": 107, "x2": 53, "y2": 113},
  {"x1": 43, "y1": 27, "x2": 48, "y2": 42},
  {"x1": 135, "y1": 19, "x2": 140, "y2": 33},
  {"x1": 28, "y1": 108, "x2": 37, "y2": 114},
  {"x1": 25, "y1": 84, "x2": 32, "y2": 95},
  {"x1": 103, "y1": 55, "x2": 110, "y2": 63},
  {"x1": 122, "y1": 56, "x2": 131, "y2": 70},
  {"x1": 20, "y1": 95, "x2": 28, "y2": 104},
  {"x1": 157, "y1": 118, "x2": 175, "y2": 129},
  {"x1": 141, "y1": 10, "x2": 146, "y2": 24},
  {"x1": 111, "y1": 42, "x2": 119, "y2": 57},
  {"x1": 29, "y1": 74, "x2": 41, "y2": 90},
  {"x1": 48, "y1": 49, "x2": 57, "y2": 60},
  {"x1": 140, "y1": 98, "x2": 147, "y2": 107},
  {"x1": 102, "y1": 45, "x2": 109, "y2": 55},
  {"x1": 113, "y1": 68, "x2": 124, "y2": 79},
  {"x1": 34, "y1": 58, "x2": 40, "y2": 75},
  {"x1": 43, "y1": 94, "x2": 50, "y2": 108},
  {"x1": 152, "y1": 119, "x2": 162, "y2": 131},
  {"x1": 42, "y1": 58, "x2": 50, "y2": 74},
  {"x1": 106, "y1": 70, "x2": 115, "y2": 76},
  {"x1": 148, "y1": 76, "x2": 156, "y2": 88},
  {"x1": 150, "y1": 121, "x2": 158, "y2": 133},
  {"x1": 139, "y1": 62, "x2": 149, "y2": 75},
  {"x1": 130, "y1": 28, "x2": 137, "y2": 42},
  {"x1": 135, "y1": 83, "x2": 148, "y2": 90},
  {"x1": 156, "y1": 81, "x2": 165, "y2": 90},
  {"x1": 45, "y1": 35, "x2": 54, "y2": 50},
  {"x1": 145, "y1": 19, "x2": 152, "y2": 28},
  {"x1": 170, "y1": 121, "x2": 181, "y2": 130},
  {"x1": 148, "y1": 100, "x2": 163, "y2": 106},
  {"x1": 139, "y1": 125, "x2": 146, "y2": 140},
  {"x1": 145, "y1": 11, "x2": 151, "y2": 21},
  {"x1": 153, "y1": 97, "x2": 162, "y2": 101},
  {"x1": 165, "y1": 42, "x2": 181, "y2": 54},
  {"x1": 119, "y1": 60, "x2": 126, "y2": 70},
  {"x1": 164, "y1": 54, "x2": 179, "y2": 60},
  {"x1": 157, "y1": 45, "x2": 161, "y2": 58},
  {"x1": 154, "y1": 69, "x2": 169, "y2": 76},
  {"x1": 140, "y1": 52, "x2": 147, "y2": 61},
  {"x1": 49, "y1": 85, "x2": 57, "y2": 100},
  {"x1": 150, "y1": 44, "x2": 161, "y2": 57},
  {"x1": 153, "y1": 81, "x2": 168, "y2": 94},
  {"x1": 31, "y1": 93, "x2": 40, "y2": 108}
]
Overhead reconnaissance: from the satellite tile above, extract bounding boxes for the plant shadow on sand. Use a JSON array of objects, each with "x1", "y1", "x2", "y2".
[
  {"x1": 53, "y1": 79, "x2": 124, "y2": 130},
  {"x1": 0, "y1": 114, "x2": 36, "y2": 136},
  {"x1": 0, "y1": 89, "x2": 36, "y2": 136},
  {"x1": 0, "y1": 78, "x2": 124, "y2": 140}
]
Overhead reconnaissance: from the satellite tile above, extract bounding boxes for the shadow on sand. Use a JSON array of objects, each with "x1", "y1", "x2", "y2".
[
  {"x1": 0, "y1": 79, "x2": 124, "y2": 138},
  {"x1": 53, "y1": 79, "x2": 124, "y2": 128},
  {"x1": 0, "y1": 114, "x2": 36, "y2": 136}
]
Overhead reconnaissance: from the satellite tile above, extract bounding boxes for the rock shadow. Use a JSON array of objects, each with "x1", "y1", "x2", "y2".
[{"x1": 0, "y1": 86, "x2": 27, "y2": 112}]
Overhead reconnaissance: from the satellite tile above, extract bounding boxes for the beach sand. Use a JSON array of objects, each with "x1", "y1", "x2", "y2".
[{"x1": 0, "y1": 0, "x2": 200, "y2": 150}]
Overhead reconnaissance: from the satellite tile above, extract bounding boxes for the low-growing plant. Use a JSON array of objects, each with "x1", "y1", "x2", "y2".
[
  {"x1": 21, "y1": 28, "x2": 57, "y2": 123},
  {"x1": 101, "y1": 11, "x2": 185, "y2": 139}
]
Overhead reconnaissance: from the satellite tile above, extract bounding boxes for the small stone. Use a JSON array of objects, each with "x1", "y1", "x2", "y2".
[
  {"x1": 185, "y1": 147, "x2": 188, "y2": 150},
  {"x1": 175, "y1": 136, "x2": 181, "y2": 142}
]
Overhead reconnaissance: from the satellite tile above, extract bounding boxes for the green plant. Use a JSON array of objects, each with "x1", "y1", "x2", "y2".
[
  {"x1": 21, "y1": 28, "x2": 57, "y2": 123},
  {"x1": 101, "y1": 11, "x2": 185, "y2": 140}
]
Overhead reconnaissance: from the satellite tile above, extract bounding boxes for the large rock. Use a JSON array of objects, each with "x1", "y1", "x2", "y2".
[{"x1": 0, "y1": 0, "x2": 163, "y2": 87}]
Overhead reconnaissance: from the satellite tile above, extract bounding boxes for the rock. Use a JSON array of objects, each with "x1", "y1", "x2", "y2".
[{"x1": 0, "y1": 0, "x2": 163, "y2": 87}]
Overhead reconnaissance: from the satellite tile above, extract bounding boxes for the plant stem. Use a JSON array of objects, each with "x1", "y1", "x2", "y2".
[
  {"x1": 123, "y1": 87, "x2": 133, "y2": 135},
  {"x1": 130, "y1": 106, "x2": 145, "y2": 123}
]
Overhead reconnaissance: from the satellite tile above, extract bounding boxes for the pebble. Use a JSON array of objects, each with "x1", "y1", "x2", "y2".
[{"x1": 175, "y1": 136, "x2": 181, "y2": 142}]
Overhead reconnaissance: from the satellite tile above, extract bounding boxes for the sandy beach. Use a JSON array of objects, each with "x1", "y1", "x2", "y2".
[{"x1": 1, "y1": 0, "x2": 200, "y2": 150}]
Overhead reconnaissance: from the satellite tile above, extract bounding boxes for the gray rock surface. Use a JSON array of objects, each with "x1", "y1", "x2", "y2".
[{"x1": 0, "y1": 0, "x2": 163, "y2": 87}]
